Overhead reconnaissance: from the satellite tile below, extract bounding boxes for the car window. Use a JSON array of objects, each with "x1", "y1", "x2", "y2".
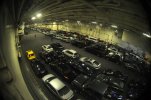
[
  {"x1": 58, "y1": 86, "x2": 70, "y2": 96},
  {"x1": 93, "y1": 61, "x2": 99, "y2": 66},
  {"x1": 66, "y1": 51, "x2": 73, "y2": 55},
  {"x1": 29, "y1": 54, "x2": 35, "y2": 57}
]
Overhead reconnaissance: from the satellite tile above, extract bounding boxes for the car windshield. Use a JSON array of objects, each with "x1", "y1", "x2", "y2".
[
  {"x1": 29, "y1": 54, "x2": 35, "y2": 57},
  {"x1": 58, "y1": 86, "x2": 70, "y2": 96},
  {"x1": 74, "y1": 53, "x2": 79, "y2": 57},
  {"x1": 93, "y1": 61, "x2": 100, "y2": 66}
]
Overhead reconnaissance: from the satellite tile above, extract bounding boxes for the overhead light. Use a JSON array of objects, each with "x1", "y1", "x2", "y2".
[
  {"x1": 111, "y1": 25, "x2": 118, "y2": 28},
  {"x1": 143, "y1": 33, "x2": 151, "y2": 38},
  {"x1": 100, "y1": 23, "x2": 103, "y2": 27},
  {"x1": 91, "y1": 21, "x2": 97, "y2": 24},
  {"x1": 77, "y1": 21, "x2": 81, "y2": 25},
  {"x1": 36, "y1": 13, "x2": 42, "y2": 18},
  {"x1": 65, "y1": 19, "x2": 69, "y2": 21},
  {"x1": 31, "y1": 17, "x2": 36, "y2": 20},
  {"x1": 53, "y1": 22, "x2": 56, "y2": 25}
]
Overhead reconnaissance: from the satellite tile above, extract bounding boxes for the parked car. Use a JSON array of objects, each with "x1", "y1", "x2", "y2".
[
  {"x1": 102, "y1": 69, "x2": 128, "y2": 82},
  {"x1": 30, "y1": 59, "x2": 47, "y2": 77},
  {"x1": 72, "y1": 74, "x2": 109, "y2": 100},
  {"x1": 26, "y1": 50, "x2": 36, "y2": 60},
  {"x1": 66, "y1": 60, "x2": 100, "y2": 76},
  {"x1": 85, "y1": 44, "x2": 107, "y2": 57},
  {"x1": 42, "y1": 74, "x2": 74, "y2": 100},
  {"x1": 80, "y1": 57, "x2": 102, "y2": 70},
  {"x1": 50, "y1": 62, "x2": 78, "y2": 82},
  {"x1": 104, "y1": 87, "x2": 123, "y2": 100},
  {"x1": 42, "y1": 45, "x2": 53, "y2": 52},
  {"x1": 62, "y1": 49, "x2": 80, "y2": 59},
  {"x1": 113, "y1": 71, "x2": 128, "y2": 82},
  {"x1": 71, "y1": 40, "x2": 87, "y2": 48},
  {"x1": 124, "y1": 62, "x2": 141, "y2": 73},
  {"x1": 51, "y1": 42, "x2": 64, "y2": 52},
  {"x1": 39, "y1": 50, "x2": 57, "y2": 64},
  {"x1": 96, "y1": 74, "x2": 125, "y2": 91},
  {"x1": 105, "y1": 51, "x2": 123, "y2": 63}
]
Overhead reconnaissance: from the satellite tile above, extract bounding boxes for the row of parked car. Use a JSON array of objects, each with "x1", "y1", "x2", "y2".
[
  {"x1": 29, "y1": 27, "x2": 150, "y2": 76},
  {"x1": 25, "y1": 42, "x2": 147, "y2": 100}
]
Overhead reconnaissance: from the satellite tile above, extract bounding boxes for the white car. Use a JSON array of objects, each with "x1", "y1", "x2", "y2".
[
  {"x1": 80, "y1": 57, "x2": 101, "y2": 69},
  {"x1": 62, "y1": 49, "x2": 79, "y2": 58},
  {"x1": 42, "y1": 45, "x2": 53, "y2": 52},
  {"x1": 42, "y1": 74, "x2": 74, "y2": 100}
]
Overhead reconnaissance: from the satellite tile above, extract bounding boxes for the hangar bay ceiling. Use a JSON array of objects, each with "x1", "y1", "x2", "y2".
[{"x1": 6, "y1": 0, "x2": 151, "y2": 33}]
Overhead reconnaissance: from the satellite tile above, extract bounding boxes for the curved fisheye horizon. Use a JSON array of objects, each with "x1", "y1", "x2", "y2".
[{"x1": 0, "y1": 0, "x2": 151, "y2": 100}]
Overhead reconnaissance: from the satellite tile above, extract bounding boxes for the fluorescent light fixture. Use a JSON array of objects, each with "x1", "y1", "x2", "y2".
[
  {"x1": 111, "y1": 25, "x2": 118, "y2": 28},
  {"x1": 77, "y1": 21, "x2": 81, "y2": 25},
  {"x1": 143, "y1": 33, "x2": 151, "y2": 38},
  {"x1": 36, "y1": 13, "x2": 42, "y2": 18},
  {"x1": 31, "y1": 17, "x2": 36, "y2": 20},
  {"x1": 53, "y1": 22, "x2": 56, "y2": 25},
  {"x1": 91, "y1": 21, "x2": 97, "y2": 24},
  {"x1": 65, "y1": 19, "x2": 69, "y2": 21}
]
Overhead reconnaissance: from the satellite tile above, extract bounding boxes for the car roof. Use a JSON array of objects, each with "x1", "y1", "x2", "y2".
[
  {"x1": 26, "y1": 50, "x2": 34, "y2": 54},
  {"x1": 87, "y1": 80, "x2": 108, "y2": 95},
  {"x1": 49, "y1": 78, "x2": 65, "y2": 90}
]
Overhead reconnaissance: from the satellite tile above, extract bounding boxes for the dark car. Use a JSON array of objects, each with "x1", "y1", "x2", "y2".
[
  {"x1": 72, "y1": 74, "x2": 109, "y2": 100},
  {"x1": 96, "y1": 74, "x2": 125, "y2": 91},
  {"x1": 71, "y1": 39, "x2": 87, "y2": 48},
  {"x1": 102, "y1": 69, "x2": 128, "y2": 82},
  {"x1": 51, "y1": 42, "x2": 64, "y2": 52},
  {"x1": 66, "y1": 60, "x2": 100, "y2": 76},
  {"x1": 105, "y1": 51, "x2": 123, "y2": 63},
  {"x1": 104, "y1": 87, "x2": 123, "y2": 100},
  {"x1": 124, "y1": 62, "x2": 141, "y2": 73},
  {"x1": 102, "y1": 69, "x2": 114, "y2": 76},
  {"x1": 50, "y1": 62, "x2": 78, "y2": 82},
  {"x1": 85, "y1": 44, "x2": 107, "y2": 57},
  {"x1": 30, "y1": 59, "x2": 47, "y2": 77},
  {"x1": 39, "y1": 50, "x2": 57, "y2": 64},
  {"x1": 113, "y1": 71, "x2": 128, "y2": 82}
]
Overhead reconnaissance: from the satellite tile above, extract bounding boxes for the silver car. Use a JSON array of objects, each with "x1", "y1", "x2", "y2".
[
  {"x1": 80, "y1": 57, "x2": 101, "y2": 69},
  {"x1": 42, "y1": 74, "x2": 74, "y2": 100}
]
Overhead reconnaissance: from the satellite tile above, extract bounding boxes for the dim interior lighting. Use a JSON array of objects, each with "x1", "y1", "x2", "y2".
[
  {"x1": 100, "y1": 23, "x2": 103, "y2": 27},
  {"x1": 91, "y1": 21, "x2": 97, "y2": 24},
  {"x1": 62, "y1": 21, "x2": 65, "y2": 22},
  {"x1": 36, "y1": 13, "x2": 42, "y2": 18},
  {"x1": 111, "y1": 25, "x2": 118, "y2": 28},
  {"x1": 65, "y1": 19, "x2": 69, "y2": 21},
  {"x1": 31, "y1": 17, "x2": 36, "y2": 20},
  {"x1": 143, "y1": 33, "x2": 151, "y2": 38}
]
